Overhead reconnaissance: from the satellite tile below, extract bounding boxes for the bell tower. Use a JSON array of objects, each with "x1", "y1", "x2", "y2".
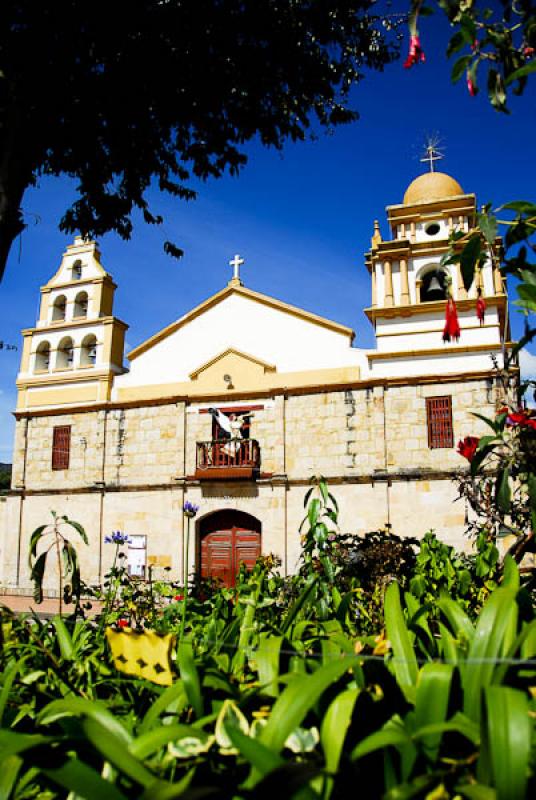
[
  {"x1": 16, "y1": 236, "x2": 128, "y2": 410},
  {"x1": 364, "y1": 171, "x2": 508, "y2": 378}
]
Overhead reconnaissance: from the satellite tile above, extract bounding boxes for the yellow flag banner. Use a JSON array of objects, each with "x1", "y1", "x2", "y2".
[{"x1": 105, "y1": 627, "x2": 175, "y2": 686}]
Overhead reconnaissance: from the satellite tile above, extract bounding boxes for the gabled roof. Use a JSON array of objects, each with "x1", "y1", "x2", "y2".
[{"x1": 127, "y1": 283, "x2": 355, "y2": 361}]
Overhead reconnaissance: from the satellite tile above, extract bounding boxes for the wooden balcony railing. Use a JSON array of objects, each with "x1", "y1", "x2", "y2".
[{"x1": 195, "y1": 438, "x2": 260, "y2": 479}]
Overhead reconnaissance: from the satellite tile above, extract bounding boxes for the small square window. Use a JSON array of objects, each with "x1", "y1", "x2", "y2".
[{"x1": 426, "y1": 396, "x2": 453, "y2": 449}]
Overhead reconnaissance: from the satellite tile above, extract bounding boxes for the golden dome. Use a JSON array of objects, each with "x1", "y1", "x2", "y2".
[{"x1": 403, "y1": 172, "x2": 464, "y2": 205}]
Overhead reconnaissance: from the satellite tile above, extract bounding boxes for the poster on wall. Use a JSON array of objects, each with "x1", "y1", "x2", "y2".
[{"x1": 128, "y1": 535, "x2": 147, "y2": 578}]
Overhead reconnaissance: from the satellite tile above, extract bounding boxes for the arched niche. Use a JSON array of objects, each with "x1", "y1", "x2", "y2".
[
  {"x1": 52, "y1": 294, "x2": 67, "y2": 321},
  {"x1": 73, "y1": 291, "x2": 89, "y2": 318},
  {"x1": 35, "y1": 341, "x2": 51, "y2": 371},
  {"x1": 80, "y1": 334, "x2": 97, "y2": 366},
  {"x1": 56, "y1": 336, "x2": 74, "y2": 369}
]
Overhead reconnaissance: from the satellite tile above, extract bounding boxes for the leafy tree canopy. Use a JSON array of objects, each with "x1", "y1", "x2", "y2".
[{"x1": 0, "y1": 0, "x2": 398, "y2": 280}]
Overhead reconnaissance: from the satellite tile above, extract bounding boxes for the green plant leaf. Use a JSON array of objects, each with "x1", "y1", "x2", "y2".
[
  {"x1": 384, "y1": 582, "x2": 418, "y2": 703},
  {"x1": 463, "y1": 584, "x2": 518, "y2": 723},
  {"x1": 65, "y1": 518, "x2": 89, "y2": 545},
  {"x1": 260, "y1": 656, "x2": 359, "y2": 754},
  {"x1": 28, "y1": 525, "x2": 47, "y2": 562},
  {"x1": 130, "y1": 724, "x2": 210, "y2": 760},
  {"x1": 138, "y1": 679, "x2": 187, "y2": 734},
  {"x1": 481, "y1": 687, "x2": 530, "y2": 799},
  {"x1": 82, "y1": 716, "x2": 158, "y2": 789},
  {"x1": 505, "y1": 60, "x2": 536, "y2": 85},
  {"x1": 460, "y1": 235, "x2": 483, "y2": 291},
  {"x1": 321, "y1": 687, "x2": 360, "y2": 799},
  {"x1": 52, "y1": 615, "x2": 74, "y2": 660},
  {"x1": 38, "y1": 697, "x2": 132, "y2": 744},
  {"x1": 43, "y1": 757, "x2": 129, "y2": 800},
  {"x1": 414, "y1": 663, "x2": 453, "y2": 762},
  {"x1": 178, "y1": 642, "x2": 203, "y2": 719},
  {"x1": 257, "y1": 633, "x2": 283, "y2": 697},
  {"x1": 30, "y1": 552, "x2": 47, "y2": 604},
  {"x1": 495, "y1": 469, "x2": 511, "y2": 513},
  {"x1": 352, "y1": 715, "x2": 413, "y2": 760}
]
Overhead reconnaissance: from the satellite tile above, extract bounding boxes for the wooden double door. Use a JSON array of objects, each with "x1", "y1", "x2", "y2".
[{"x1": 199, "y1": 510, "x2": 261, "y2": 588}]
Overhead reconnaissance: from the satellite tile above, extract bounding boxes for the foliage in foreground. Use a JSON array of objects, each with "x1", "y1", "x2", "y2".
[{"x1": 1, "y1": 556, "x2": 535, "y2": 799}]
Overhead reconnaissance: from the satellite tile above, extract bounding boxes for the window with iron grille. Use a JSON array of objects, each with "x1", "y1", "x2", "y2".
[
  {"x1": 426, "y1": 396, "x2": 454, "y2": 449},
  {"x1": 52, "y1": 425, "x2": 71, "y2": 470}
]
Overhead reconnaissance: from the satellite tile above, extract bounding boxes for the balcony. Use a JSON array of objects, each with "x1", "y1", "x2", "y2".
[{"x1": 195, "y1": 438, "x2": 260, "y2": 480}]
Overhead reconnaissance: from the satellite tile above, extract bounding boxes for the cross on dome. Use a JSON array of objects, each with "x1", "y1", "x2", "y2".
[
  {"x1": 229, "y1": 253, "x2": 245, "y2": 285},
  {"x1": 420, "y1": 137, "x2": 444, "y2": 173}
]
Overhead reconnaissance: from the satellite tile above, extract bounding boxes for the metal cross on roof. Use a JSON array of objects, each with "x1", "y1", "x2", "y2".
[
  {"x1": 420, "y1": 137, "x2": 444, "y2": 173},
  {"x1": 229, "y1": 254, "x2": 244, "y2": 282}
]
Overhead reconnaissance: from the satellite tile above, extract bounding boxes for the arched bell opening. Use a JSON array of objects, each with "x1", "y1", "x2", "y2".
[
  {"x1": 80, "y1": 334, "x2": 97, "y2": 366},
  {"x1": 35, "y1": 341, "x2": 51, "y2": 372},
  {"x1": 197, "y1": 510, "x2": 261, "y2": 588},
  {"x1": 73, "y1": 291, "x2": 89, "y2": 318},
  {"x1": 420, "y1": 267, "x2": 449, "y2": 302},
  {"x1": 52, "y1": 294, "x2": 67, "y2": 321},
  {"x1": 56, "y1": 336, "x2": 74, "y2": 369}
]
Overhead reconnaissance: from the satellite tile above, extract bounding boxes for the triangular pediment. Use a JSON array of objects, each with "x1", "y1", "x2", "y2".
[
  {"x1": 190, "y1": 348, "x2": 276, "y2": 389},
  {"x1": 128, "y1": 283, "x2": 354, "y2": 361}
]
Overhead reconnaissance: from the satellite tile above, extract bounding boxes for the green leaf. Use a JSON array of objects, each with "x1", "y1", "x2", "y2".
[
  {"x1": 414, "y1": 663, "x2": 453, "y2": 761},
  {"x1": 43, "y1": 757, "x2": 129, "y2": 800},
  {"x1": 0, "y1": 729, "x2": 54, "y2": 759},
  {"x1": 463, "y1": 584, "x2": 518, "y2": 723},
  {"x1": 495, "y1": 469, "x2": 511, "y2": 513},
  {"x1": 505, "y1": 60, "x2": 536, "y2": 85},
  {"x1": 30, "y1": 552, "x2": 47, "y2": 604},
  {"x1": 65, "y1": 518, "x2": 89, "y2": 545},
  {"x1": 482, "y1": 687, "x2": 530, "y2": 799},
  {"x1": 0, "y1": 660, "x2": 22, "y2": 725},
  {"x1": 352, "y1": 715, "x2": 413, "y2": 760},
  {"x1": 260, "y1": 656, "x2": 359, "y2": 754},
  {"x1": 451, "y1": 54, "x2": 472, "y2": 82},
  {"x1": 257, "y1": 634, "x2": 282, "y2": 697},
  {"x1": 321, "y1": 687, "x2": 360, "y2": 798},
  {"x1": 477, "y1": 212, "x2": 498, "y2": 246},
  {"x1": 226, "y1": 723, "x2": 284, "y2": 778},
  {"x1": 139, "y1": 680, "x2": 187, "y2": 734},
  {"x1": 130, "y1": 724, "x2": 210, "y2": 760},
  {"x1": 28, "y1": 525, "x2": 48, "y2": 563},
  {"x1": 52, "y1": 615, "x2": 74, "y2": 660},
  {"x1": 460, "y1": 235, "x2": 483, "y2": 292},
  {"x1": 82, "y1": 716, "x2": 158, "y2": 789},
  {"x1": 280, "y1": 578, "x2": 318, "y2": 635},
  {"x1": 384, "y1": 582, "x2": 418, "y2": 703},
  {"x1": 178, "y1": 642, "x2": 203, "y2": 718},
  {"x1": 38, "y1": 697, "x2": 132, "y2": 745}
]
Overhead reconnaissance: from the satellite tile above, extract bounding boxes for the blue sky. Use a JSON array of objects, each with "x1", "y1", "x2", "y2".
[{"x1": 1, "y1": 10, "x2": 535, "y2": 461}]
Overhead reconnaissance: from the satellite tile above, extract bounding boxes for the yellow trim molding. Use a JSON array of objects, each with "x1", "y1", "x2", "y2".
[
  {"x1": 365, "y1": 294, "x2": 507, "y2": 322},
  {"x1": 367, "y1": 341, "x2": 514, "y2": 362}
]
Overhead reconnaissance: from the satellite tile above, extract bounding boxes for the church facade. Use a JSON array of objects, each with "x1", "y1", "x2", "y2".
[{"x1": 1, "y1": 171, "x2": 512, "y2": 593}]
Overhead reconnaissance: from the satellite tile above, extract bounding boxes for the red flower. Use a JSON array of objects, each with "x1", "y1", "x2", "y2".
[
  {"x1": 117, "y1": 618, "x2": 128, "y2": 628},
  {"x1": 497, "y1": 406, "x2": 509, "y2": 416},
  {"x1": 457, "y1": 436, "x2": 480, "y2": 462},
  {"x1": 174, "y1": 594, "x2": 184, "y2": 602},
  {"x1": 523, "y1": 46, "x2": 535, "y2": 58},
  {"x1": 443, "y1": 298, "x2": 461, "y2": 343},
  {"x1": 506, "y1": 410, "x2": 536, "y2": 430},
  {"x1": 404, "y1": 35, "x2": 425, "y2": 69},
  {"x1": 466, "y1": 72, "x2": 477, "y2": 96}
]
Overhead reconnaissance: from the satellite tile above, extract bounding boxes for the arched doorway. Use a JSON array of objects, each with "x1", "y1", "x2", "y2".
[{"x1": 198, "y1": 510, "x2": 261, "y2": 588}]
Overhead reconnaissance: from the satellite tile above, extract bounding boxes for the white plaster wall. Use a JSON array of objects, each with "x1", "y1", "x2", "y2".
[
  {"x1": 367, "y1": 350, "x2": 501, "y2": 379},
  {"x1": 117, "y1": 292, "x2": 366, "y2": 388},
  {"x1": 375, "y1": 308, "x2": 502, "y2": 353}
]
